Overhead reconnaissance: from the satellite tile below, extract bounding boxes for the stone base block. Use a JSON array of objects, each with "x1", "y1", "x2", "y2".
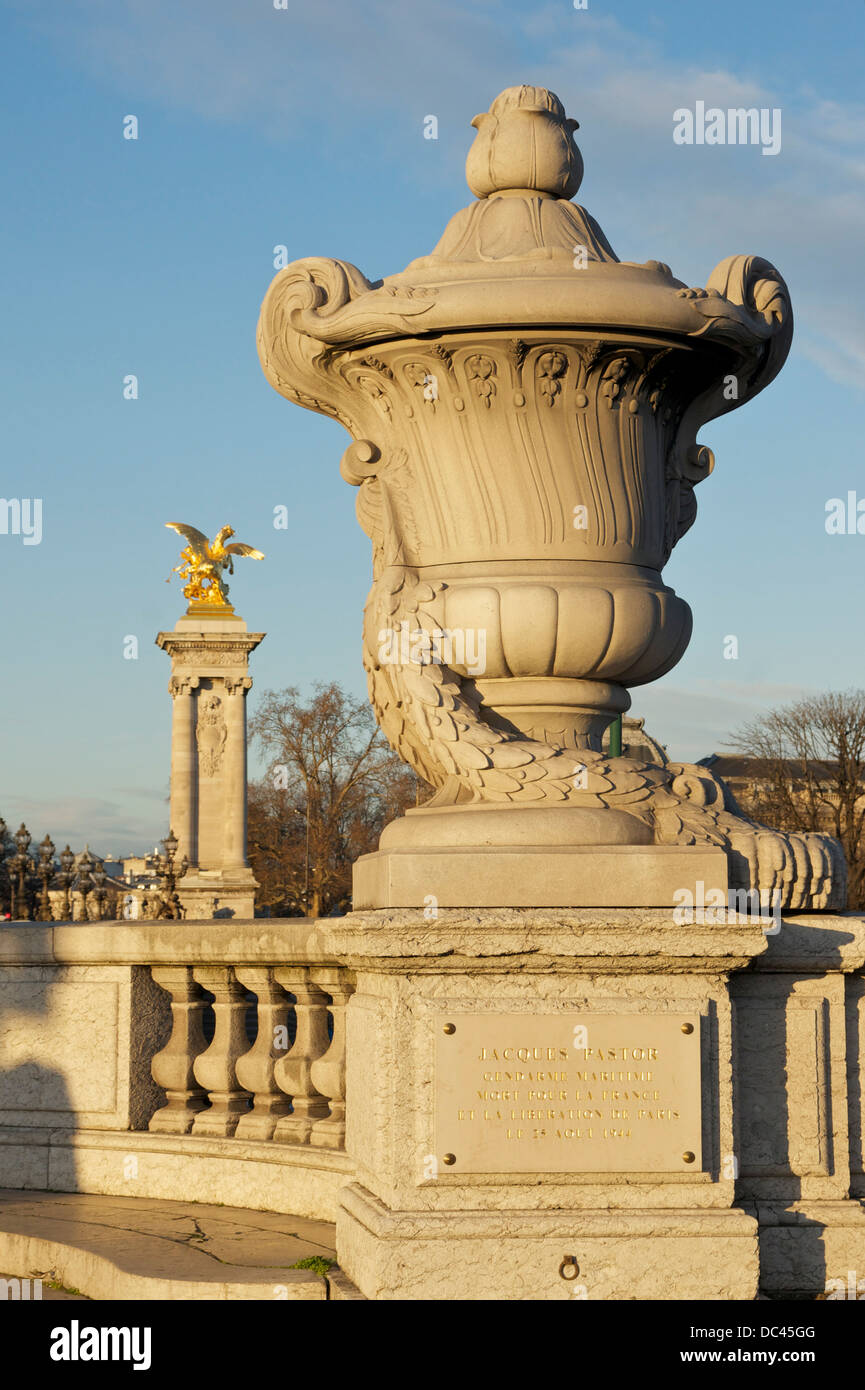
[
  {"x1": 353, "y1": 845, "x2": 728, "y2": 909},
  {"x1": 753, "y1": 1201, "x2": 865, "y2": 1298},
  {"x1": 337, "y1": 1183, "x2": 759, "y2": 1300}
]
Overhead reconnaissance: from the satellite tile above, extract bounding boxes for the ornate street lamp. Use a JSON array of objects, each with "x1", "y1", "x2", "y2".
[
  {"x1": 10, "y1": 823, "x2": 34, "y2": 922},
  {"x1": 76, "y1": 848, "x2": 94, "y2": 922},
  {"x1": 35, "y1": 834, "x2": 56, "y2": 922},
  {"x1": 291, "y1": 805, "x2": 311, "y2": 916},
  {"x1": 154, "y1": 829, "x2": 187, "y2": 920},
  {"x1": 57, "y1": 845, "x2": 75, "y2": 922},
  {"x1": 90, "y1": 861, "x2": 108, "y2": 922}
]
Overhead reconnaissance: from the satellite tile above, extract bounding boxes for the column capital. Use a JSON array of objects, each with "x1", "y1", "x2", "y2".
[
  {"x1": 224, "y1": 675, "x2": 254, "y2": 695},
  {"x1": 168, "y1": 674, "x2": 201, "y2": 697}
]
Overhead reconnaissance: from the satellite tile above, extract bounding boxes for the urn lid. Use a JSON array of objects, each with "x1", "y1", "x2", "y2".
[
  {"x1": 258, "y1": 85, "x2": 793, "y2": 409},
  {"x1": 402, "y1": 84, "x2": 620, "y2": 278},
  {"x1": 464, "y1": 84, "x2": 584, "y2": 201}
]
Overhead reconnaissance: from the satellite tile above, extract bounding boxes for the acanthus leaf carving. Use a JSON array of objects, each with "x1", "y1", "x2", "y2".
[
  {"x1": 168, "y1": 674, "x2": 200, "y2": 697},
  {"x1": 433, "y1": 344, "x2": 455, "y2": 375},
  {"x1": 224, "y1": 676, "x2": 253, "y2": 695},
  {"x1": 508, "y1": 338, "x2": 528, "y2": 377}
]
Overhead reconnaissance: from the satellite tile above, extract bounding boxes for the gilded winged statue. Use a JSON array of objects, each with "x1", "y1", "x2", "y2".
[{"x1": 166, "y1": 522, "x2": 264, "y2": 606}]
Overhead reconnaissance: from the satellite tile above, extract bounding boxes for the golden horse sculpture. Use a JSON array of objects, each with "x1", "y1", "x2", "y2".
[{"x1": 166, "y1": 522, "x2": 264, "y2": 607}]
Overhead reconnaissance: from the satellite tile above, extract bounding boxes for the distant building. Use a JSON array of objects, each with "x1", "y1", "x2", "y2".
[
  {"x1": 696, "y1": 753, "x2": 833, "y2": 799},
  {"x1": 121, "y1": 854, "x2": 160, "y2": 880},
  {"x1": 696, "y1": 753, "x2": 848, "y2": 834},
  {"x1": 696, "y1": 754, "x2": 770, "y2": 800}
]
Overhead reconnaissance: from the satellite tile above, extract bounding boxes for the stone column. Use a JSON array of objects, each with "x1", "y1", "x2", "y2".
[
  {"x1": 168, "y1": 675, "x2": 199, "y2": 868},
  {"x1": 156, "y1": 610, "x2": 264, "y2": 921},
  {"x1": 223, "y1": 677, "x2": 253, "y2": 871}
]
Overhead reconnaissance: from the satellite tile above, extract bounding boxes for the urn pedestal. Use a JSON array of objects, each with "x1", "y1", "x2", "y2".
[
  {"x1": 320, "y1": 908, "x2": 767, "y2": 1301},
  {"x1": 353, "y1": 820, "x2": 728, "y2": 909}
]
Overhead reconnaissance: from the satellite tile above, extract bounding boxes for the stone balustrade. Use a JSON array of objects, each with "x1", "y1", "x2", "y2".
[
  {"x1": 149, "y1": 961, "x2": 351, "y2": 1149},
  {"x1": 0, "y1": 918, "x2": 357, "y2": 1220},
  {"x1": 4, "y1": 909, "x2": 865, "y2": 1295}
]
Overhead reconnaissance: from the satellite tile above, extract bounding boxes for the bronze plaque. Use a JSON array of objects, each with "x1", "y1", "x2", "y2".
[{"x1": 434, "y1": 1012, "x2": 702, "y2": 1174}]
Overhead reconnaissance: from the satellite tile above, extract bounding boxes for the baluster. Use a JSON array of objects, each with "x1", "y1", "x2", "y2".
[
  {"x1": 309, "y1": 968, "x2": 353, "y2": 1150},
  {"x1": 191, "y1": 966, "x2": 252, "y2": 1137},
  {"x1": 234, "y1": 966, "x2": 294, "y2": 1140},
  {"x1": 272, "y1": 969, "x2": 330, "y2": 1143},
  {"x1": 149, "y1": 967, "x2": 208, "y2": 1133}
]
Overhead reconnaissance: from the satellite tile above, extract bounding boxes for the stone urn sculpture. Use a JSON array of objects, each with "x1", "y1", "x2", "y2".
[{"x1": 258, "y1": 85, "x2": 844, "y2": 911}]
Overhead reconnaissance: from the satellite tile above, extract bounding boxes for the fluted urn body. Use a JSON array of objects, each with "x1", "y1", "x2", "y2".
[{"x1": 337, "y1": 326, "x2": 701, "y2": 751}]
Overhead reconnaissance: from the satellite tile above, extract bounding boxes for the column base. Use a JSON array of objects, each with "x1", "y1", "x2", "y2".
[
  {"x1": 179, "y1": 869, "x2": 258, "y2": 921},
  {"x1": 337, "y1": 1183, "x2": 759, "y2": 1300}
]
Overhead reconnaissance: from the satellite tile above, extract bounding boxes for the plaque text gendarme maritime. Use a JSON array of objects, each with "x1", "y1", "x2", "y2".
[{"x1": 434, "y1": 1013, "x2": 702, "y2": 1174}]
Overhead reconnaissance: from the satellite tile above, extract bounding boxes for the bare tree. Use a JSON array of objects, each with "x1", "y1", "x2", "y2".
[
  {"x1": 247, "y1": 682, "x2": 420, "y2": 916},
  {"x1": 727, "y1": 690, "x2": 865, "y2": 908}
]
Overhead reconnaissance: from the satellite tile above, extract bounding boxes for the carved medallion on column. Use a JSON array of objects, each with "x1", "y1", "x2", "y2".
[{"x1": 196, "y1": 689, "x2": 227, "y2": 777}]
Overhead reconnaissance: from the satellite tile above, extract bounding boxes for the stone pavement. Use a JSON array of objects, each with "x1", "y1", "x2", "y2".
[
  {"x1": 0, "y1": 1190, "x2": 360, "y2": 1300},
  {"x1": 0, "y1": 1273, "x2": 87, "y2": 1299}
]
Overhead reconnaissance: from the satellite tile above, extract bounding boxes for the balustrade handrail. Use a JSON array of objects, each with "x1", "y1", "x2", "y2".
[{"x1": 0, "y1": 918, "x2": 340, "y2": 965}]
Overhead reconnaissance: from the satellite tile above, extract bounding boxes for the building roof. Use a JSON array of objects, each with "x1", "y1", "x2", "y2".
[{"x1": 698, "y1": 754, "x2": 842, "y2": 780}]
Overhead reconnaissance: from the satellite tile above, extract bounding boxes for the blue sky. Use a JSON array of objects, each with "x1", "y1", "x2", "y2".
[{"x1": 0, "y1": 0, "x2": 863, "y2": 854}]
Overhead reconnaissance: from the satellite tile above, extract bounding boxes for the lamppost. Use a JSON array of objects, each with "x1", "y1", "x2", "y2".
[
  {"x1": 77, "y1": 848, "x2": 94, "y2": 922},
  {"x1": 155, "y1": 829, "x2": 188, "y2": 920},
  {"x1": 292, "y1": 805, "x2": 311, "y2": 916},
  {"x1": 57, "y1": 845, "x2": 75, "y2": 921},
  {"x1": 90, "y1": 861, "x2": 108, "y2": 922},
  {"x1": 10, "y1": 824, "x2": 34, "y2": 922},
  {"x1": 35, "y1": 835, "x2": 55, "y2": 922},
  {"x1": 303, "y1": 805, "x2": 310, "y2": 915}
]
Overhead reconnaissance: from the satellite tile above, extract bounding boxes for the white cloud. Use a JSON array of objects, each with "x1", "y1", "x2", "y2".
[
  {"x1": 633, "y1": 680, "x2": 814, "y2": 764},
  {"x1": 2, "y1": 793, "x2": 165, "y2": 858},
  {"x1": 21, "y1": 0, "x2": 862, "y2": 390}
]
